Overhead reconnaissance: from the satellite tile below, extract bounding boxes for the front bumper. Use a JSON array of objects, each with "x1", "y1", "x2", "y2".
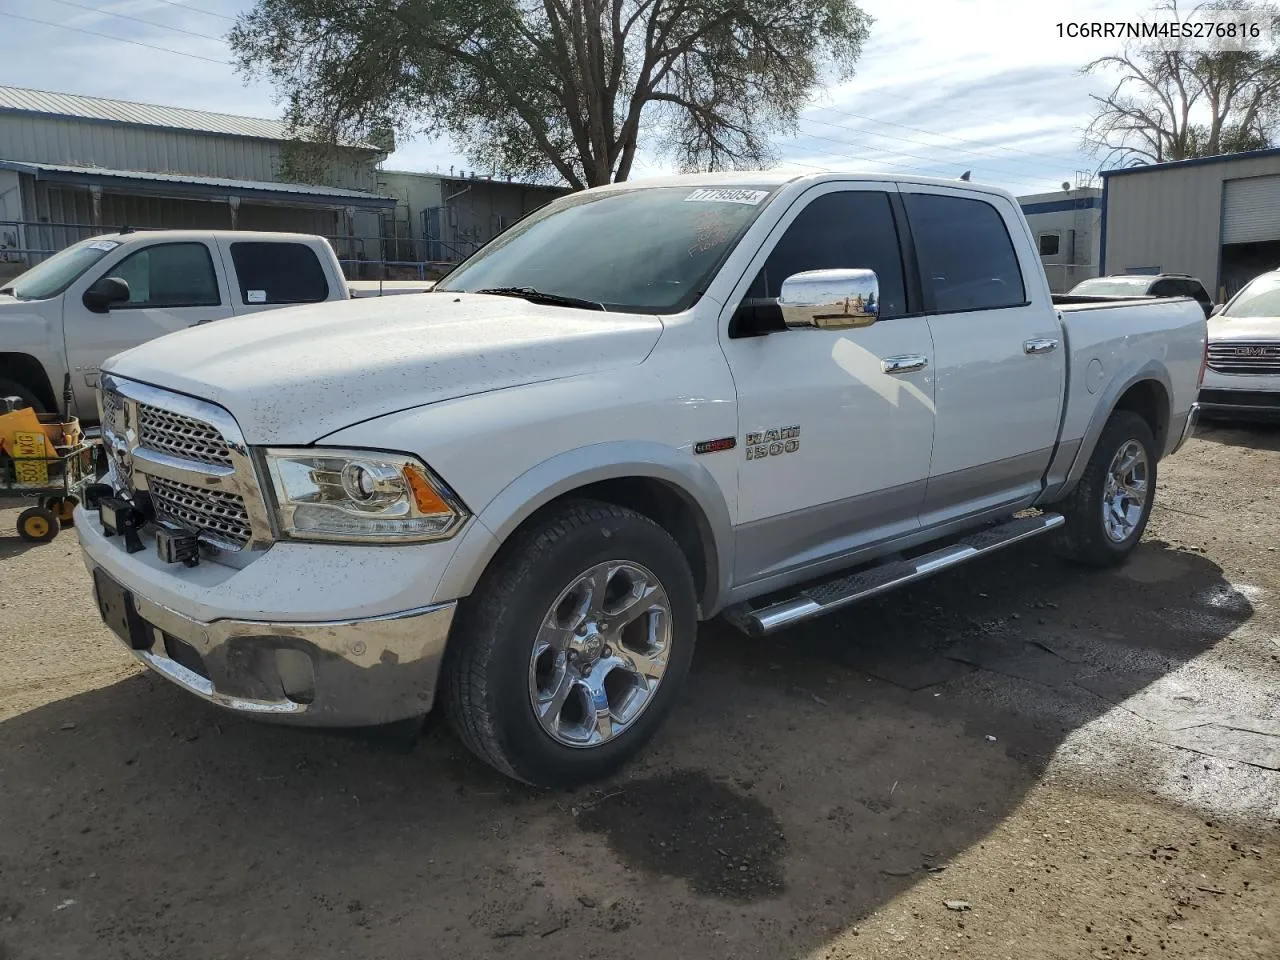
[
  {"x1": 1197, "y1": 388, "x2": 1280, "y2": 421},
  {"x1": 91, "y1": 567, "x2": 456, "y2": 726},
  {"x1": 76, "y1": 503, "x2": 459, "y2": 727}
]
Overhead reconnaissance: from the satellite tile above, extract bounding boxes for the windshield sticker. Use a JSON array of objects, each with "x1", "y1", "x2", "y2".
[
  {"x1": 684, "y1": 188, "x2": 769, "y2": 206},
  {"x1": 88, "y1": 240, "x2": 120, "y2": 252},
  {"x1": 246, "y1": 289, "x2": 267, "y2": 303}
]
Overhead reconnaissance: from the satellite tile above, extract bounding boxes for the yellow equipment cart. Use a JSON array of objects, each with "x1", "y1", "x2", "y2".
[{"x1": 1, "y1": 402, "x2": 97, "y2": 543}]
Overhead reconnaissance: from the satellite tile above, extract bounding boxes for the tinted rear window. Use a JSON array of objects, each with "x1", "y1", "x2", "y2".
[
  {"x1": 904, "y1": 193, "x2": 1026, "y2": 313},
  {"x1": 229, "y1": 242, "x2": 329, "y2": 305}
]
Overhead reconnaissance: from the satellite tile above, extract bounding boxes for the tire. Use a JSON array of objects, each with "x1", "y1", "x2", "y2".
[
  {"x1": 442, "y1": 499, "x2": 698, "y2": 787},
  {"x1": 17, "y1": 506, "x2": 60, "y2": 544},
  {"x1": 1051, "y1": 410, "x2": 1156, "y2": 567},
  {"x1": 42, "y1": 496, "x2": 79, "y2": 526},
  {"x1": 0, "y1": 377, "x2": 45, "y2": 413}
]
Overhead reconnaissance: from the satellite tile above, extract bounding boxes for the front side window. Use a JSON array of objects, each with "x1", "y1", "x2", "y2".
[
  {"x1": 229, "y1": 242, "x2": 329, "y2": 305},
  {"x1": 905, "y1": 193, "x2": 1026, "y2": 313},
  {"x1": 436, "y1": 185, "x2": 778, "y2": 314},
  {"x1": 745, "y1": 190, "x2": 907, "y2": 317},
  {"x1": 103, "y1": 242, "x2": 220, "y2": 308},
  {"x1": 1222, "y1": 272, "x2": 1280, "y2": 318}
]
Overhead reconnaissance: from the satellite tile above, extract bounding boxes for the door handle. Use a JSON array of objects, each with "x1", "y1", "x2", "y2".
[
  {"x1": 881, "y1": 355, "x2": 929, "y2": 374},
  {"x1": 1024, "y1": 338, "x2": 1059, "y2": 355}
]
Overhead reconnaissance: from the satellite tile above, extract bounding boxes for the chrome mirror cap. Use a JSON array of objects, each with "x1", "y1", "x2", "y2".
[{"x1": 779, "y1": 268, "x2": 880, "y2": 330}]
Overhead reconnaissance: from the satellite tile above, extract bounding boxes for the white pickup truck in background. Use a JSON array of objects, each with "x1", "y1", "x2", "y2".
[
  {"x1": 0, "y1": 230, "x2": 430, "y2": 421},
  {"x1": 78, "y1": 172, "x2": 1206, "y2": 787}
]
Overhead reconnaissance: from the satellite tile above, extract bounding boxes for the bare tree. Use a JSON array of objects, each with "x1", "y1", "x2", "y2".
[
  {"x1": 231, "y1": 0, "x2": 872, "y2": 189},
  {"x1": 1083, "y1": 0, "x2": 1280, "y2": 167}
]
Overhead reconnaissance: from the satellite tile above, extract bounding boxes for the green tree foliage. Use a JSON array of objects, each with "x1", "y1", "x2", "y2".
[
  {"x1": 231, "y1": 0, "x2": 871, "y2": 188},
  {"x1": 1083, "y1": 0, "x2": 1280, "y2": 166}
]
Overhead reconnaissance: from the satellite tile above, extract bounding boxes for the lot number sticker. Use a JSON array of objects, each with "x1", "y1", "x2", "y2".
[
  {"x1": 246, "y1": 289, "x2": 267, "y2": 303},
  {"x1": 684, "y1": 188, "x2": 769, "y2": 205}
]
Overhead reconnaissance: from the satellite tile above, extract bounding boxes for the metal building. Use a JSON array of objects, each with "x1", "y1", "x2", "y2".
[
  {"x1": 0, "y1": 84, "x2": 395, "y2": 276},
  {"x1": 1101, "y1": 148, "x2": 1280, "y2": 302},
  {"x1": 377, "y1": 169, "x2": 569, "y2": 272},
  {"x1": 1018, "y1": 186, "x2": 1102, "y2": 293}
]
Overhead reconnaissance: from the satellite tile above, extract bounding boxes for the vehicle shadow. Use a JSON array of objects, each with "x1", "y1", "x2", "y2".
[
  {"x1": 0, "y1": 540, "x2": 1250, "y2": 960},
  {"x1": 1194, "y1": 419, "x2": 1280, "y2": 450}
]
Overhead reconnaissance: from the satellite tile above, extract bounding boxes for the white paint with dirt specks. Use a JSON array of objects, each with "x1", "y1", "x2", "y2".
[{"x1": 103, "y1": 293, "x2": 663, "y2": 444}]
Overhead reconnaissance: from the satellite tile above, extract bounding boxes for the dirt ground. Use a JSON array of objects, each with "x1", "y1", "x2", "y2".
[{"x1": 1, "y1": 424, "x2": 1278, "y2": 960}]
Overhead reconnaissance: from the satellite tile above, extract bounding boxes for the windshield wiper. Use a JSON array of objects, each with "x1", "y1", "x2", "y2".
[{"x1": 475, "y1": 286, "x2": 605, "y2": 311}]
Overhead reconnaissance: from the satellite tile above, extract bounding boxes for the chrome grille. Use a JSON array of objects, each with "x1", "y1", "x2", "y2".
[
  {"x1": 147, "y1": 476, "x2": 253, "y2": 549},
  {"x1": 1207, "y1": 341, "x2": 1280, "y2": 375},
  {"x1": 101, "y1": 387, "x2": 125, "y2": 430},
  {"x1": 137, "y1": 403, "x2": 233, "y2": 466},
  {"x1": 99, "y1": 377, "x2": 263, "y2": 552}
]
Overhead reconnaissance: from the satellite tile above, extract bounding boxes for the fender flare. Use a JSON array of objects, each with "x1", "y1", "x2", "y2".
[
  {"x1": 1057, "y1": 359, "x2": 1174, "y2": 496},
  {"x1": 432, "y1": 441, "x2": 735, "y2": 616}
]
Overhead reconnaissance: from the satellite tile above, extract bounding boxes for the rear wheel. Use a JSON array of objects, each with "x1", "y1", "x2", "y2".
[
  {"x1": 442, "y1": 500, "x2": 697, "y2": 787},
  {"x1": 1052, "y1": 410, "x2": 1156, "y2": 566}
]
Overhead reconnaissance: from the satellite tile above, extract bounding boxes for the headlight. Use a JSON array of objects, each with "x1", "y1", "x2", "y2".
[{"x1": 264, "y1": 449, "x2": 468, "y2": 543}]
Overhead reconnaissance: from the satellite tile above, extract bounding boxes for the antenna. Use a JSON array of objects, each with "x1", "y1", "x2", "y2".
[{"x1": 959, "y1": 170, "x2": 971, "y2": 181}]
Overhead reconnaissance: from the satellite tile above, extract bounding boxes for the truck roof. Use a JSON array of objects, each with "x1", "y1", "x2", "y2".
[
  {"x1": 82, "y1": 229, "x2": 332, "y2": 245},
  {"x1": 590, "y1": 169, "x2": 1018, "y2": 202}
]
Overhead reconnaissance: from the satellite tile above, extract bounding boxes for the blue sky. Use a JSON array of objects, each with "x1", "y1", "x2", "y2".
[{"x1": 0, "y1": 0, "x2": 1151, "y2": 196}]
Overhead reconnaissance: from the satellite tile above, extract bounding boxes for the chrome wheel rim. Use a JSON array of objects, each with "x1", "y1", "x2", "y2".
[
  {"x1": 1102, "y1": 439, "x2": 1149, "y2": 543},
  {"x1": 528, "y1": 560, "x2": 672, "y2": 749}
]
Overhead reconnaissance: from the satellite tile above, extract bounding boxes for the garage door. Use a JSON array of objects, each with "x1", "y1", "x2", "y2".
[{"x1": 1222, "y1": 175, "x2": 1280, "y2": 244}]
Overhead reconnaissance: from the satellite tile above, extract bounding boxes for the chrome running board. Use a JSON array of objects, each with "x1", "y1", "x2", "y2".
[{"x1": 723, "y1": 512, "x2": 1066, "y2": 637}]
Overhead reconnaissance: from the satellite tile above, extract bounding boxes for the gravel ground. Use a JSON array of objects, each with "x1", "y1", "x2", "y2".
[{"x1": 1, "y1": 423, "x2": 1277, "y2": 960}]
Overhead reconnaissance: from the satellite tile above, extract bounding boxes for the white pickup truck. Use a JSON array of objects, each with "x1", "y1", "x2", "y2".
[
  {"x1": 0, "y1": 230, "x2": 428, "y2": 421},
  {"x1": 77, "y1": 172, "x2": 1206, "y2": 787}
]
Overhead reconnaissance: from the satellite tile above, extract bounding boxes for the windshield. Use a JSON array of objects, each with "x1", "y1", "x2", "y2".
[
  {"x1": 1069, "y1": 277, "x2": 1153, "y2": 297},
  {"x1": 436, "y1": 185, "x2": 778, "y2": 313},
  {"x1": 3, "y1": 237, "x2": 120, "y2": 300},
  {"x1": 1222, "y1": 272, "x2": 1280, "y2": 318}
]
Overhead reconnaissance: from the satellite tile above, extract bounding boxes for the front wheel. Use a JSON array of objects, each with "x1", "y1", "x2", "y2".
[
  {"x1": 1051, "y1": 410, "x2": 1157, "y2": 566},
  {"x1": 442, "y1": 500, "x2": 697, "y2": 787}
]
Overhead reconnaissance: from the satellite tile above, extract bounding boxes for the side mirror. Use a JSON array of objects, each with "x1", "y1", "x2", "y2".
[
  {"x1": 779, "y1": 268, "x2": 880, "y2": 330},
  {"x1": 82, "y1": 276, "x2": 130, "y2": 314},
  {"x1": 1210, "y1": 303, "x2": 1225, "y2": 317}
]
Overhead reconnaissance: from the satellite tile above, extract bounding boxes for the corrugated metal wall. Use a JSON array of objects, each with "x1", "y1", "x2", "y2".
[
  {"x1": 0, "y1": 114, "x2": 381, "y2": 191},
  {"x1": 0, "y1": 113, "x2": 279, "y2": 180},
  {"x1": 1104, "y1": 153, "x2": 1280, "y2": 295},
  {"x1": 13, "y1": 183, "x2": 345, "y2": 260}
]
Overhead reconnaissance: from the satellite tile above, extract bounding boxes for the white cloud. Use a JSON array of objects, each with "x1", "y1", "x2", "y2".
[{"x1": 0, "y1": 0, "x2": 1166, "y2": 195}]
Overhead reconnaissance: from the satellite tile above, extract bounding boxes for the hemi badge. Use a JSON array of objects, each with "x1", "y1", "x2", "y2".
[{"x1": 694, "y1": 437, "x2": 737, "y2": 455}]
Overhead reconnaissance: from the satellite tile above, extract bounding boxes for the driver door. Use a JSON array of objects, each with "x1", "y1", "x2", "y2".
[
  {"x1": 63, "y1": 240, "x2": 230, "y2": 418},
  {"x1": 720, "y1": 183, "x2": 937, "y2": 586}
]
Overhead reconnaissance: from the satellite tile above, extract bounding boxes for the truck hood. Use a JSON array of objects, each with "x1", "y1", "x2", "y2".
[
  {"x1": 1208, "y1": 315, "x2": 1280, "y2": 342},
  {"x1": 104, "y1": 293, "x2": 664, "y2": 443}
]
